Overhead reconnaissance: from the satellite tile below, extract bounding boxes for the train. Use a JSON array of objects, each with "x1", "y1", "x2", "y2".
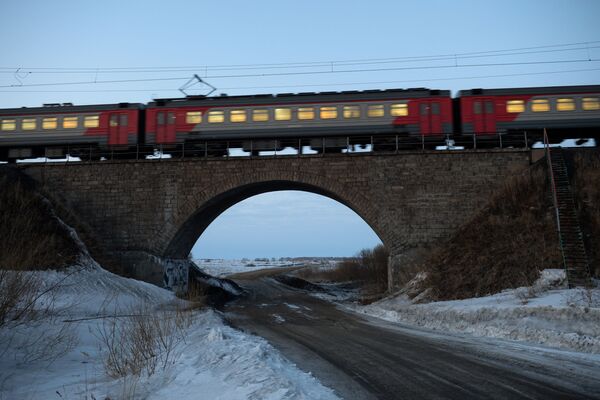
[{"x1": 1, "y1": 84, "x2": 599, "y2": 162}]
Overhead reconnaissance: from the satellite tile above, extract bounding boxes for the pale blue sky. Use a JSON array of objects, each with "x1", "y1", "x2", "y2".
[{"x1": 1, "y1": 0, "x2": 599, "y2": 258}]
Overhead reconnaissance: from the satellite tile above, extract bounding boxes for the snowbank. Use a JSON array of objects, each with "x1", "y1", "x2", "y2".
[
  {"x1": 348, "y1": 270, "x2": 600, "y2": 354},
  {"x1": 0, "y1": 264, "x2": 339, "y2": 400}
]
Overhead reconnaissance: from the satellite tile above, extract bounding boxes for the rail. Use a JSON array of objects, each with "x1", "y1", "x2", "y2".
[{"x1": 10, "y1": 131, "x2": 533, "y2": 164}]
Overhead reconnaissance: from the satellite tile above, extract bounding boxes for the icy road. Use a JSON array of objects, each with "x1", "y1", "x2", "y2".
[{"x1": 224, "y1": 268, "x2": 600, "y2": 400}]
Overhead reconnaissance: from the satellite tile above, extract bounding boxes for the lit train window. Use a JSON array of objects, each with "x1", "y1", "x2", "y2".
[
  {"x1": 506, "y1": 100, "x2": 524, "y2": 113},
  {"x1": 186, "y1": 111, "x2": 202, "y2": 124},
  {"x1": 43, "y1": 117, "x2": 57, "y2": 129},
  {"x1": 531, "y1": 99, "x2": 549, "y2": 112},
  {"x1": 343, "y1": 106, "x2": 360, "y2": 118},
  {"x1": 556, "y1": 98, "x2": 575, "y2": 111},
  {"x1": 320, "y1": 106, "x2": 338, "y2": 119},
  {"x1": 1, "y1": 119, "x2": 16, "y2": 131},
  {"x1": 390, "y1": 104, "x2": 408, "y2": 117},
  {"x1": 582, "y1": 97, "x2": 600, "y2": 111},
  {"x1": 275, "y1": 108, "x2": 291, "y2": 121},
  {"x1": 22, "y1": 118, "x2": 36, "y2": 130},
  {"x1": 297, "y1": 107, "x2": 315, "y2": 120},
  {"x1": 367, "y1": 105, "x2": 385, "y2": 117},
  {"x1": 208, "y1": 110, "x2": 225, "y2": 123},
  {"x1": 84, "y1": 115, "x2": 99, "y2": 128},
  {"x1": 63, "y1": 116, "x2": 78, "y2": 129},
  {"x1": 252, "y1": 109, "x2": 269, "y2": 122},
  {"x1": 230, "y1": 110, "x2": 247, "y2": 123}
]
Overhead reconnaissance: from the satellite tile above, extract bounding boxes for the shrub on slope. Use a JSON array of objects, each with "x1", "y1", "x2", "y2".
[
  {"x1": 420, "y1": 166, "x2": 562, "y2": 301},
  {"x1": 572, "y1": 151, "x2": 600, "y2": 278},
  {"x1": 0, "y1": 166, "x2": 80, "y2": 269}
]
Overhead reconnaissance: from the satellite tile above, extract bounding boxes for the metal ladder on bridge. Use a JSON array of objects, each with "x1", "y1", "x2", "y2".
[{"x1": 545, "y1": 135, "x2": 592, "y2": 288}]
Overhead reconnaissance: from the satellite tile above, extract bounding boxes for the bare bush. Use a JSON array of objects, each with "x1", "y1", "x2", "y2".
[
  {"x1": 295, "y1": 244, "x2": 389, "y2": 300},
  {"x1": 96, "y1": 303, "x2": 193, "y2": 378},
  {"x1": 420, "y1": 166, "x2": 562, "y2": 301},
  {"x1": 572, "y1": 151, "x2": 600, "y2": 278},
  {"x1": 0, "y1": 167, "x2": 80, "y2": 270},
  {"x1": 0, "y1": 269, "x2": 79, "y2": 365}
]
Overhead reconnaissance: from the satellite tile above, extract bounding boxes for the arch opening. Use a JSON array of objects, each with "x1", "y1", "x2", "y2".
[{"x1": 164, "y1": 180, "x2": 386, "y2": 261}]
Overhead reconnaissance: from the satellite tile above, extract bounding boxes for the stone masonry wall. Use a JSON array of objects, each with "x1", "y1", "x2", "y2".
[{"x1": 20, "y1": 150, "x2": 531, "y2": 289}]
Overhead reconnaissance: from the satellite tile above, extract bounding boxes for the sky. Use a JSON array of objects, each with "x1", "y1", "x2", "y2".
[{"x1": 1, "y1": 0, "x2": 600, "y2": 258}]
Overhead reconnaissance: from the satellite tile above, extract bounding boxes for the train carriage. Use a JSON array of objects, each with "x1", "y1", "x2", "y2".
[
  {"x1": 145, "y1": 88, "x2": 453, "y2": 152},
  {"x1": 0, "y1": 103, "x2": 141, "y2": 162},
  {"x1": 458, "y1": 85, "x2": 600, "y2": 139}
]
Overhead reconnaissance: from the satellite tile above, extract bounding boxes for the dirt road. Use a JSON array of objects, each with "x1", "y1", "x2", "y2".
[{"x1": 224, "y1": 268, "x2": 600, "y2": 400}]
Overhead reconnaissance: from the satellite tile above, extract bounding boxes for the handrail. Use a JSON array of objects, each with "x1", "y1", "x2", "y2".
[{"x1": 544, "y1": 128, "x2": 567, "y2": 274}]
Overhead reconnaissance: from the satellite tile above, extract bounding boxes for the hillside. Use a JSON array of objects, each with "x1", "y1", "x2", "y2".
[{"x1": 0, "y1": 166, "x2": 82, "y2": 269}]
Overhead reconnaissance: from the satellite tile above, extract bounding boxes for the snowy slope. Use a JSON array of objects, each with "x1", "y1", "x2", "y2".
[
  {"x1": 347, "y1": 270, "x2": 600, "y2": 354},
  {"x1": 0, "y1": 261, "x2": 339, "y2": 400}
]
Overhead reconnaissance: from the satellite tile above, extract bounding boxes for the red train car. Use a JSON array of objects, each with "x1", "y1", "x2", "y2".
[
  {"x1": 458, "y1": 85, "x2": 600, "y2": 136},
  {"x1": 0, "y1": 103, "x2": 141, "y2": 161},
  {"x1": 145, "y1": 88, "x2": 453, "y2": 145}
]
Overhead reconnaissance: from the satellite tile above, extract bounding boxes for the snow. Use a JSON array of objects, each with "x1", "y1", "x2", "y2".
[
  {"x1": 0, "y1": 261, "x2": 339, "y2": 400},
  {"x1": 346, "y1": 269, "x2": 600, "y2": 354},
  {"x1": 194, "y1": 258, "x2": 340, "y2": 278}
]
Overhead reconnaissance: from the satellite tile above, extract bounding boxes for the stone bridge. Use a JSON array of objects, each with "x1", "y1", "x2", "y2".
[{"x1": 20, "y1": 150, "x2": 532, "y2": 290}]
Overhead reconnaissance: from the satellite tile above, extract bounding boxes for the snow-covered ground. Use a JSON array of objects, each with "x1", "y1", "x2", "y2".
[
  {"x1": 345, "y1": 269, "x2": 600, "y2": 354},
  {"x1": 0, "y1": 259, "x2": 339, "y2": 400},
  {"x1": 194, "y1": 258, "x2": 341, "y2": 278}
]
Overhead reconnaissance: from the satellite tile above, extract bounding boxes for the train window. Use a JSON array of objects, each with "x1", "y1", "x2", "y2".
[
  {"x1": 84, "y1": 115, "x2": 100, "y2": 128},
  {"x1": 122, "y1": 114, "x2": 130, "y2": 126},
  {"x1": 320, "y1": 106, "x2": 338, "y2": 119},
  {"x1": 186, "y1": 111, "x2": 202, "y2": 124},
  {"x1": 431, "y1": 102, "x2": 440, "y2": 115},
  {"x1": 1, "y1": 119, "x2": 16, "y2": 131},
  {"x1": 485, "y1": 101, "x2": 494, "y2": 113},
  {"x1": 275, "y1": 108, "x2": 292, "y2": 121},
  {"x1": 582, "y1": 97, "x2": 600, "y2": 111},
  {"x1": 297, "y1": 107, "x2": 315, "y2": 120},
  {"x1": 531, "y1": 99, "x2": 550, "y2": 112},
  {"x1": 252, "y1": 109, "x2": 269, "y2": 122},
  {"x1": 230, "y1": 110, "x2": 247, "y2": 123},
  {"x1": 506, "y1": 100, "x2": 524, "y2": 113},
  {"x1": 110, "y1": 115, "x2": 119, "y2": 127},
  {"x1": 343, "y1": 106, "x2": 360, "y2": 118},
  {"x1": 22, "y1": 118, "x2": 37, "y2": 130},
  {"x1": 556, "y1": 98, "x2": 575, "y2": 111},
  {"x1": 208, "y1": 110, "x2": 224, "y2": 123},
  {"x1": 473, "y1": 102, "x2": 481, "y2": 115},
  {"x1": 63, "y1": 116, "x2": 78, "y2": 129},
  {"x1": 390, "y1": 104, "x2": 408, "y2": 117},
  {"x1": 42, "y1": 117, "x2": 58, "y2": 129},
  {"x1": 367, "y1": 105, "x2": 385, "y2": 117}
]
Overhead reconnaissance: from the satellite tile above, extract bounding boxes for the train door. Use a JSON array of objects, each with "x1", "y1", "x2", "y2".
[
  {"x1": 155, "y1": 111, "x2": 176, "y2": 144},
  {"x1": 419, "y1": 101, "x2": 442, "y2": 135},
  {"x1": 473, "y1": 98, "x2": 496, "y2": 134},
  {"x1": 108, "y1": 112, "x2": 129, "y2": 145}
]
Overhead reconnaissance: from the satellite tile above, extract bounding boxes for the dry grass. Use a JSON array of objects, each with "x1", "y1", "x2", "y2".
[
  {"x1": 0, "y1": 167, "x2": 80, "y2": 270},
  {"x1": 419, "y1": 166, "x2": 562, "y2": 301},
  {"x1": 295, "y1": 244, "x2": 389, "y2": 300},
  {"x1": 572, "y1": 151, "x2": 600, "y2": 278},
  {"x1": 96, "y1": 303, "x2": 193, "y2": 379}
]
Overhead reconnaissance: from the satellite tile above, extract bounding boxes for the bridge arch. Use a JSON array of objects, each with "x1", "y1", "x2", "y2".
[{"x1": 163, "y1": 175, "x2": 388, "y2": 260}]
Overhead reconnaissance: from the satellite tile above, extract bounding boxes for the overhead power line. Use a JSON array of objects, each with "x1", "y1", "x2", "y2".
[
  {"x1": 1, "y1": 66, "x2": 599, "y2": 93},
  {"x1": 1, "y1": 40, "x2": 598, "y2": 74}
]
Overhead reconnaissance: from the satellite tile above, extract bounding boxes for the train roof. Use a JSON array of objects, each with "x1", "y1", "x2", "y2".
[
  {"x1": 148, "y1": 88, "x2": 451, "y2": 107},
  {"x1": 457, "y1": 85, "x2": 600, "y2": 97},
  {"x1": 0, "y1": 102, "x2": 143, "y2": 116}
]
